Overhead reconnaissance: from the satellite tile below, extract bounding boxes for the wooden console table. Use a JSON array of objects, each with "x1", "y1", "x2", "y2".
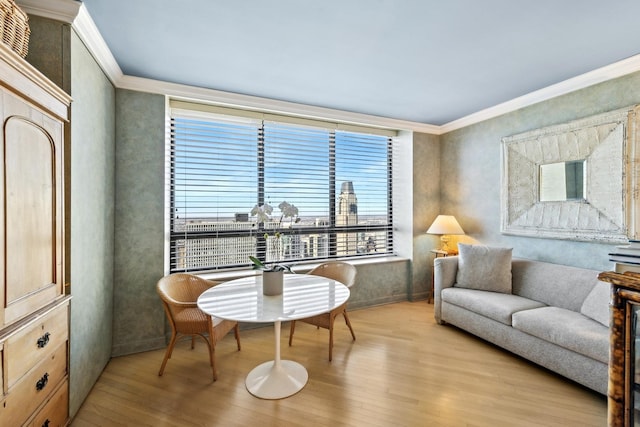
[{"x1": 598, "y1": 270, "x2": 640, "y2": 427}]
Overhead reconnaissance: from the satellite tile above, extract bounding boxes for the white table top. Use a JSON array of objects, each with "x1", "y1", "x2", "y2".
[{"x1": 197, "y1": 273, "x2": 350, "y2": 323}]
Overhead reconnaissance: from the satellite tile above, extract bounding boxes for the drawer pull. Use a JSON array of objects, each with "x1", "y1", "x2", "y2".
[
  {"x1": 42, "y1": 419, "x2": 50, "y2": 427},
  {"x1": 36, "y1": 372, "x2": 49, "y2": 391},
  {"x1": 37, "y1": 332, "x2": 51, "y2": 348}
]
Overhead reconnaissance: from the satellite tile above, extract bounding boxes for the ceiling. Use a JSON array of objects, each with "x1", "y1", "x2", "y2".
[{"x1": 80, "y1": 0, "x2": 640, "y2": 126}]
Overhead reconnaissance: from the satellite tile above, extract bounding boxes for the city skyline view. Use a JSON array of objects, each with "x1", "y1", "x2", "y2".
[{"x1": 171, "y1": 180, "x2": 391, "y2": 272}]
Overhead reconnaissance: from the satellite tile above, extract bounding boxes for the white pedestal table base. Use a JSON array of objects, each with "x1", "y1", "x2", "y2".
[{"x1": 245, "y1": 320, "x2": 308, "y2": 399}]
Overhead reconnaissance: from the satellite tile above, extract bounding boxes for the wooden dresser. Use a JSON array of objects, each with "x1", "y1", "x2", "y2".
[{"x1": 0, "y1": 43, "x2": 71, "y2": 426}]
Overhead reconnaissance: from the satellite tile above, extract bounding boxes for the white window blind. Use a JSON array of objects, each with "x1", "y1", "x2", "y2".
[{"x1": 169, "y1": 104, "x2": 395, "y2": 273}]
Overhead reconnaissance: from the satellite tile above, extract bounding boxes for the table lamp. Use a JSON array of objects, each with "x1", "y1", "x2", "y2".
[{"x1": 426, "y1": 215, "x2": 465, "y2": 254}]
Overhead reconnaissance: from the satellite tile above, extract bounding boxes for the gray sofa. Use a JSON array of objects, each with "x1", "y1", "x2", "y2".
[{"x1": 434, "y1": 253, "x2": 609, "y2": 394}]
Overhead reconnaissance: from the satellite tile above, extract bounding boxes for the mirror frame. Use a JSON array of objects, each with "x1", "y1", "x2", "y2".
[{"x1": 501, "y1": 105, "x2": 640, "y2": 242}]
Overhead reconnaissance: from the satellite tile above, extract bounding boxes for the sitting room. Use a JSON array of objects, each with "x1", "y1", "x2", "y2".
[{"x1": 3, "y1": 0, "x2": 640, "y2": 425}]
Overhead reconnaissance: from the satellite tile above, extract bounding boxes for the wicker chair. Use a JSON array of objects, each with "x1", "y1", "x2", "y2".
[
  {"x1": 288, "y1": 261, "x2": 357, "y2": 361},
  {"x1": 157, "y1": 273, "x2": 241, "y2": 380}
]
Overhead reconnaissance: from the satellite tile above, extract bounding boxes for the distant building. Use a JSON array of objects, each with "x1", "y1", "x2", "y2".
[
  {"x1": 337, "y1": 181, "x2": 358, "y2": 255},
  {"x1": 235, "y1": 213, "x2": 249, "y2": 222},
  {"x1": 174, "y1": 218, "x2": 256, "y2": 269}
]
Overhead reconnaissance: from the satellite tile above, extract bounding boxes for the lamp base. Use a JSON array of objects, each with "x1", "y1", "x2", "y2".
[{"x1": 440, "y1": 236, "x2": 458, "y2": 255}]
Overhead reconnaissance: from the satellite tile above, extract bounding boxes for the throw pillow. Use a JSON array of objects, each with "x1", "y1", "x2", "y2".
[
  {"x1": 580, "y1": 281, "x2": 610, "y2": 327},
  {"x1": 455, "y1": 243, "x2": 513, "y2": 293}
]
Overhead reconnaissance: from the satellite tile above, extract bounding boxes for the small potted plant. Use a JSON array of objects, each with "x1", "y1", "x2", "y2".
[{"x1": 249, "y1": 256, "x2": 292, "y2": 296}]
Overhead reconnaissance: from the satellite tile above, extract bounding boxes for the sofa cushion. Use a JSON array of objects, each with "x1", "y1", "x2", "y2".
[
  {"x1": 441, "y1": 287, "x2": 545, "y2": 326},
  {"x1": 511, "y1": 259, "x2": 600, "y2": 311},
  {"x1": 512, "y1": 306, "x2": 609, "y2": 364},
  {"x1": 580, "y1": 281, "x2": 610, "y2": 327},
  {"x1": 455, "y1": 244, "x2": 513, "y2": 293}
]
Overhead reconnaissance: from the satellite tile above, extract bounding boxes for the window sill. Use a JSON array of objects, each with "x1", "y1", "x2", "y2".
[{"x1": 197, "y1": 255, "x2": 408, "y2": 283}]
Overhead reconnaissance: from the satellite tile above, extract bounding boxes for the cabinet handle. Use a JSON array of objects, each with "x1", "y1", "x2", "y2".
[
  {"x1": 42, "y1": 419, "x2": 50, "y2": 427},
  {"x1": 35, "y1": 372, "x2": 49, "y2": 391},
  {"x1": 37, "y1": 332, "x2": 50, "y2": 348}
]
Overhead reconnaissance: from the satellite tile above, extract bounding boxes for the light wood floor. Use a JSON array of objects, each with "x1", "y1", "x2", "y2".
[{"x1": 71, "y1": 301, "x2": 606, "y2": 427}]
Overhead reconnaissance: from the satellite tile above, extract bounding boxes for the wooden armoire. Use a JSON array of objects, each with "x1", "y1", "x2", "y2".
[{"x1": 0, "y1": 42, "x2": 71, "y2": 426}]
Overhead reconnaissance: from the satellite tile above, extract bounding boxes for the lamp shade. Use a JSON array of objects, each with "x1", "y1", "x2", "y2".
[{"x1": 426, "y1": 215, "x2": 465, "y2": 235}]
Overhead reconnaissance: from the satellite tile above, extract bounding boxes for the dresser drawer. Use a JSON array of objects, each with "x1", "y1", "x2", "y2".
[
  {"x1": 0, "y1": 342, "x2": 67, "y2": 427},
  {"x1": 28, "y1": 379, "x2": 69, "y2": 427},
  {"x1": 5, "y1": 301, "x2": 68, "y2": 389}
]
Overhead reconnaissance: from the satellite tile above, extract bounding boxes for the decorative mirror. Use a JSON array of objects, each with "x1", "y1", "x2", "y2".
[
  {"x1": 539, "y1": 160, "x2": 585, "y2": 202},
  {"x1": 501, "y1": 106, "x2": 640, "y2": 242}
]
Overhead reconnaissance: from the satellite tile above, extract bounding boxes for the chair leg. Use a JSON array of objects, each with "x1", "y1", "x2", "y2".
[
  {"x1": 209, "y1": 341, "x2": 218, "y2": 382},
  {"x1": 206, "y1": 325, "x2": 217, "y2": 381},
  {"x1": 328, "y1": 314, "x2": 336, "y2": 362},
  {"x1": 289, "y1": 320, "x2": 296, "y2": 346},
  {"x1": 343, "y1": 311, "x2": 356, "y2": 341},
  {"x1": 158, "y1": 333, "x2": 178, "y2": 376},
  {"x1": 234, "y1": 324, "x2": 241, "y2": 351}
]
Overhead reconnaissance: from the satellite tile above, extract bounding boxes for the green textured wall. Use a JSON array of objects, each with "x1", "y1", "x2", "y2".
[
  {"x1": 412, "y1": 132, "x2": 441, "y2": 300},
  {"x1": 112, "y1": 89, "x2": 167, "y2": 356},
  {"x1": 440, "y1": 71, "x2": 640, "y2": 271},
  {"x1": 68, "y1": 31, "x2": 116, "y2": 416}
]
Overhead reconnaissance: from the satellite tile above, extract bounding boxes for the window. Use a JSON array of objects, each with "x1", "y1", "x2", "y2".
[{"x1": 168, "y1": 102, "x2": 395, "y2": 273}]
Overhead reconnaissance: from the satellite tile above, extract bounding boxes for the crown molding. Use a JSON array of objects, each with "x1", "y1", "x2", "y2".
[
  {"x1": 118, "y1": 74, "x2": 441, "y2": 134},
  {"x1": 72, "y1": 4, "x2": 123, "y2": 83},
  {"x1": 440, "y1": 53, "x2": 640, "y2": 134},
  {"x1": 16, "y1": 0, "x2": 80, "y2": 23},
  {"x1": 18, "y1": 1, "x2": 640, "y2": 136},
  {"x1": 112, "y1": 49, "x2": 640, "y2": 136}
]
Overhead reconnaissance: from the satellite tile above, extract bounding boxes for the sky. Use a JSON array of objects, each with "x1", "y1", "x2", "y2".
[{"x1": 172, "y1": 117, "x2": 390, "y2": 220}]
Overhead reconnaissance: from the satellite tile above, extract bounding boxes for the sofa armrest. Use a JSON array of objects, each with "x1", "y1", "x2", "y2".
[{"x1": 434, "y1": 256, "x2": 458, "y2": 324}]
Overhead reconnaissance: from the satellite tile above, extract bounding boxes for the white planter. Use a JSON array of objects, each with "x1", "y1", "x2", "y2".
[{"x1": 262, "y1": 270, "x2": 284, "y2": 296}]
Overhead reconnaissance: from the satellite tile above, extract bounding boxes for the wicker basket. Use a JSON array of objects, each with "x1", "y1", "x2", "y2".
[{"x1": 0, "y1": 0, "x2": 29, "y2": 58}]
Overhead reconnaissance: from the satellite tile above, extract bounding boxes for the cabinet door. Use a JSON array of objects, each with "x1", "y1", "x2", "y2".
[
  {"x1": 633, "y1": 305, "x2": 640, "y2": 426},
  {"x1": 1, "y1": 89, "x2": 64, "y2": 327}
]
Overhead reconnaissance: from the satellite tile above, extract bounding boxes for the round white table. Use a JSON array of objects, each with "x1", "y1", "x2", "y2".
[{"x1": 197, "y1": 273, "x2": 350, "y2": 399}]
